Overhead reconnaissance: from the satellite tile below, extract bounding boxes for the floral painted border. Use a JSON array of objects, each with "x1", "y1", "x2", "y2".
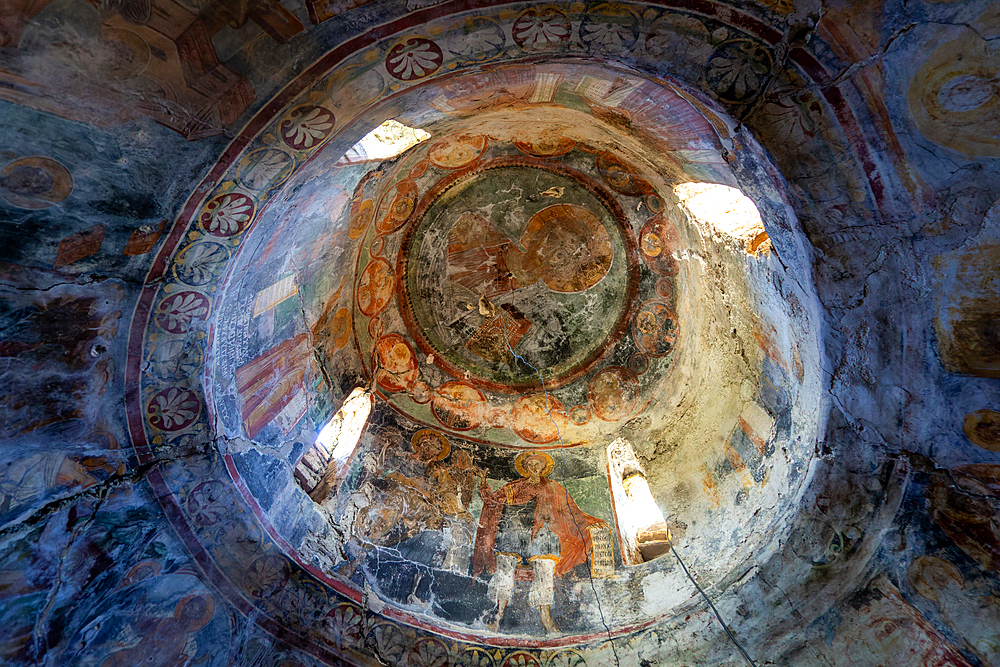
[{"x1": 123, "y1": 0, "x2": 881, "y2": 662}]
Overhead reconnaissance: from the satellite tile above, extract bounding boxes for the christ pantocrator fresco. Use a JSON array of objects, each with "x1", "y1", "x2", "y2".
[
  {"x1": 445, "y1": 201, "x2": 614, "y2": 367},
  {"x1": 398, "y1": 159, "x2": 637, "y2": 395}
]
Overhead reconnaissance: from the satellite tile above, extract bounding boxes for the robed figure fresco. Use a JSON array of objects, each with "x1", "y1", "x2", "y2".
[
  {"x1": 473, "y1": 451, "x2": 605, "y2": 634},
  {"x1": 382, "y1": 428, "x2": 481, "y2": 573},
  {"x1": 349, "y1": 429, "x2": 481, "y2": 580}
]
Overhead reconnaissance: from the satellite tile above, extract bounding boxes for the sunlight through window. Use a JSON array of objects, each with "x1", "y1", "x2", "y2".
[
  {"x1": 294, "y1": 387, "x2": 372, "y2": 503},
  {"x1": 340, "y1": 120, "x2": 431, "y2": 164},
  {"x1": 607, "y1": 438, "x2": 672, "y2": 564},
  {"x1": 622, "y1": 473, "x2": 667, "y2": 531},
  {"x1": 674, "y1": 182, "x2": 770, "y2": 255}
]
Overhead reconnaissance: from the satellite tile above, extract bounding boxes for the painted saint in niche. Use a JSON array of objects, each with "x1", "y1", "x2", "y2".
[{"x1": 472, "y1": 451, "x2": 606, "y2": 634}]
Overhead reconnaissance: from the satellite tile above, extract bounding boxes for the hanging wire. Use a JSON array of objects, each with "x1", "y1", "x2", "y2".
[
  {"x1": 500, "y1": 309, "x2": 757, "y2": 667},
  {"x1": 487, "y1": 273, "x2": 756, "y2": 667},
  {"x1": 668, "y1": 532, "x2": 758, "y2": 667}
]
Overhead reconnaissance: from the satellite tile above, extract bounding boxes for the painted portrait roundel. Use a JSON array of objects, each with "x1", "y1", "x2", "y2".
[
  {"x1": 514, "y1": 132, "x2": 576, "y2": 158},
  {"x1": 0, "y1": 156, "x2": 73, "y2": 209},
  {"x1": 511, "y1": 393, "x2": 568, "y2": 444},
  {"x1": 431, "y1": 381, "x2": 487, "y2": 431},
  {"x1": 375, "y1": 179, "x2": 418, "y2": 235},
  {"x1": 596, "y1": 151, "x2": 651, "y2": 197},
  {"x1": 428, "y1": 134, "x2": 488, "y2": 169},
  {"x1": 357, "y1": 258, "x2": 395, "y2": 317},
  {"x1": 633, "y1": 298, "x2": 678, "y2": 357},
  {"x1": 570, "y1": 404, "x2": 591, "y2": 425},
  {"x1": 374, "y1": 333, "x2": 419, "y2": 392},
  {"x1": 638, "y1": 215, "x2": 680, "y2": 276},
  {"x1": 397, "y1": 157, "x2": 638, "y2": 393},
  {"x1": 348, "y1": 198, "x2": 374, "y2": 239},
  {"x1": 587, "y1": 366, "x2": 639, "y2": 422}
]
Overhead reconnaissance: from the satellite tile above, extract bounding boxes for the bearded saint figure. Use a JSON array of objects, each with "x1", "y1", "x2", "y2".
[{"x1": 472, "y1": 451, "x2": 605, "y2": 634}]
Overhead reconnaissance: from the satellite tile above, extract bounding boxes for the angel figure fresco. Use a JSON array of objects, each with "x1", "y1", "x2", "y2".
[
  {"x1": 472, "y1": 451, "x2": 606, "y2": 634},
  {"x1": 348, "y1": 429, "x2": 483, "y2": 580}
]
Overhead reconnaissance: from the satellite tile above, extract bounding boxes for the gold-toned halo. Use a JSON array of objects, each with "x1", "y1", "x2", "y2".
[
  {"x1": 963, "y1": 409, "x2": 1000, "y2": 451},
  {"x1": 907, "y1": 555, "x2": 963, "y2": 602},
  {"x1": 0, "y1": 156, "x2": 73, "y2": 209},
  {"x1": 411, "y1": 428, "x2": 450, "y2": 460},
  {"x1": 515, "y1": 451, "x2": 554, "y2": 478}
]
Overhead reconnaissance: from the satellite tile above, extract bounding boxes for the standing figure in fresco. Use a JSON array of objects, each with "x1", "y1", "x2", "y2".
[
  {"x1": 927, "y1": 464, "x2": 1000, "y2": 571},
  {"x1": 909, "y1": 555, "x2": 1000, "y2": 666},
  {"x1": 382, "y1": 429, "x2": 482, "y2": 573},
  {"x1": 348, "y1": 429, "x2": 481, "y2": 579},
  {"x1": 827, "y1": 577, "x2": 973, "y2": 667},
  {"x1": 472, "y1": 452, "x2": 605, "y2": 634}
]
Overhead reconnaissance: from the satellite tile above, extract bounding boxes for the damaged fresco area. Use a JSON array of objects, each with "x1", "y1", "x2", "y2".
[
  {"x1": 143, "y1": 47, "x2": 822, "y2": 644},
  {"x1": 0, "y1": 458, "x2": 331, "y2": 667},
  {"x1": 933, "y1": 235, "x2": 1000, "y2": 380},
  {"x1": 302, "y1": 411, "x2": 619, "y2": 637},
  {"x1": 0, "y1": 0, "x2": 306, "y2": 139},
  {"x1": 0, "y1": 264, "x2": 128, "y2": 526},
  {"x1": 3, "y1": 0, "x2": 1000, "y2": 665}
]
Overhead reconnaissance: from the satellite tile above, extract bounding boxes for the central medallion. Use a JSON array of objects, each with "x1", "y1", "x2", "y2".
[{"x1": 398, "y1": 157, "x2": 637, "y2": 393}]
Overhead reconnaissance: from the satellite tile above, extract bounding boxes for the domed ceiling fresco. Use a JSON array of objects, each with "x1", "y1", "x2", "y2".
[
  {"x1": 158, "y1": 52, "x2": 823, "y2": 647},
  {"x1": 1, "y1": 0, "x2": 1000, "y2": 666}
]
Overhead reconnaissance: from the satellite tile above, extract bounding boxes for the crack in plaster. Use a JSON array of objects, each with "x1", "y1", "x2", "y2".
[
  {"x1": 823, "y1": 22, "x2": 918, "y2": 88},
  {"x1": 31, "y1": 487, "x2": 106, "y2": 665},
  {"x1": 296, "y1": 281, "x2": 339, "y2": 397},
  {"x1": 738, "y1": 6, "x2": 823, "y2": 123},
  {"x1": 0, "y1": 440, "x2": 211, "y2": 540},
  {"x1": 20, "y1": 439, "x2": 209, "y2": 663}
]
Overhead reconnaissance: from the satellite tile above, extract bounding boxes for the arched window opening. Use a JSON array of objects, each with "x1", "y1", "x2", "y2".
[
  {"x1": 337, "y1": 119, "x2": 431, "y2": 164},
  {"x1": 607, "y1": 438, "x2": 671, "y2": 564},
  {"x1": 623, "y1": 473, "x2": 672, "y2": 561},
  {"x1": 674, "y1": 182, "x2": 770, "y2": 256},
  {"x1": 294, "y1": 387, "x2": 372, "y2": 503}
]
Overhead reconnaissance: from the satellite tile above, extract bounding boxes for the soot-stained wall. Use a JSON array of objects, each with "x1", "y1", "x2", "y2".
[{"x1": 1, "y1": 1, "x2": 999, "y2": 666}]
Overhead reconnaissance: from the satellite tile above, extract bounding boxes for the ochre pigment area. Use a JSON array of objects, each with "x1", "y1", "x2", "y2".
[{"x1": 1, "y1": 1, "x2": 999, "y2": 666}]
